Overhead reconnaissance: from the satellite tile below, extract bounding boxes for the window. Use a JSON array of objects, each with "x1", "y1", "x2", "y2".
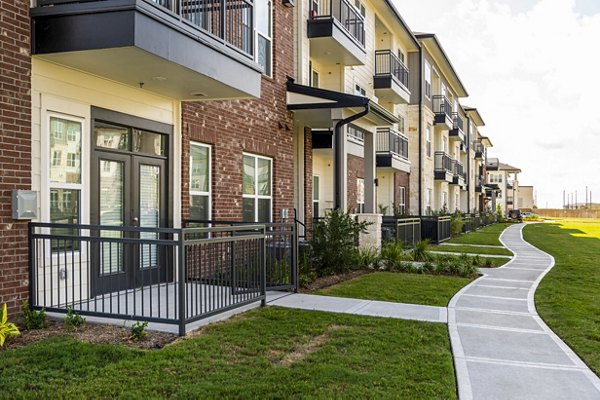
[
  {"x1": 354, "y1": 0, "x2": 366, "y2": 16},
  {"x1": 442, "y1": 137, "x2": 448, "y2": 153},
  {"x1": 397, "y1": 49, "x2": 405, "y2": 64},
  {"x1": 354, "y1": 84, "x2": 366, "y2": 96},
  {"x1": 398, "y1": 186, "x2": 406, "y2": 215},
  {"x1": 356, "y1": 178, "x2": 365, "y2": 213},
  {"x1": 397, "y1": 115, "x2": 405, "y2": 133},
  {"x1": 189, "y1": 142, "x2": 211, "y2": 221},
  {"x1": 347, "y1": 124, "x2": 366, "y2": 144},
  {"x1": 426, "y1": 188, "x2": 432, "y2": 214},
  {"x1": 313, "y1": 175, "x2": 320, "y2": 218},
  {"x1": 49, "y1": 115, "x2": 82, "y2": 250},
  {"x1": 243, "y1": 153, "x2": 272, "y2": 222},
  {"x1": 424, "y1": 61, "x2": 432, "y2": 99},
  {"x1": 256, "y1": 0, "x2": 272, "y2": 76},
  {"x1": 311, "y1": 68, "x2": 320, "y2": 88},
  {"x1": 442, "y1": 192, "x2": 448, "y2": 209},
  {"x1": 426, "y1": 124, "x2": 432, "y2": 157}
]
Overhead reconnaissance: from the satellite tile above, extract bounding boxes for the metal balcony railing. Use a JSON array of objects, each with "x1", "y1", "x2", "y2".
[
  {"x1": 36, "y1": 0, "x2": 255, "y2": 56},
  {"x1": 451, "y1": 113, "x2": 464, "y2": 131},
  {"x1": 376, "y1": 128, "x2": 408, "y2": 160},
  {"x1": 309, "y1": 0, "x2": 365, "y2": 46},
  {"x1": 374, "y1": 50, "x2": 409, "y2": 88},
  {"x1": 434, "y1": 151, "x2": 453, "y2": 172},
  {"x1": 432, "y1": 95, "x2": 453, "y2": 119},
  {"x1": 474, "y1": 142, "x2": 485, "y2": 157},
  {"x1": 451, "y1": 160, "x2": 466, "y2": 180}
]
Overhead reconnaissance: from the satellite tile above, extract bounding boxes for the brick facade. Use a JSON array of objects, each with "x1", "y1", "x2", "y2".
[
  {"x1": 394, "y1": 171, "x2": 410, "y2": 213},
  {"x1": 347, "y1": 155, "x2": 364, "y2": 212},
  {"x1": 303, "y1": 127, "x2": 313, "y2": 235},
  {"x1": 181, "y1": 3, "x2": 294, "y2": 222},
  {"x1": 0, "y1": 0, "x2": 32, "y2": 314}
]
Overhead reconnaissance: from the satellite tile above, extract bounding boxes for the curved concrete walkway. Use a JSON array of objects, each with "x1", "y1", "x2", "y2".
[{"x1": 449, "y1": 223, "x2": 600, "y2": 400}]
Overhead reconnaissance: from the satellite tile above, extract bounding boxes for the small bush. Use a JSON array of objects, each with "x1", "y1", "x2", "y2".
[
  {"x1": 411, "y1": 240, "x2": 432, "y2": 262},
  {"x1": 357, "y1": 247, "x2": 380, "y2": 270},
  {"x1": 64, "y1": 306, "x2": 86, "y2": 331},
  {"x1": 0, "y1": 304, "x2": 20, "y2": 347},
  {"x1": 450, "y1": 213, "x2": 465, "y2": 237},
  {"x1": 21, "y1": 300, "x2": 47, "y2": 330},
  {"x1": 380, "y1": 240, "x2": 407, "y2": 270},
  {"x1": 130, "y1": 321, "x2": 149, "y2": 342}
]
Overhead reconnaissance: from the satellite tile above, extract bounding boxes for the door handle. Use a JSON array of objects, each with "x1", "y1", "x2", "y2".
[{"x1": 133, "y1": 217, "x2": 139, "y2": 225}]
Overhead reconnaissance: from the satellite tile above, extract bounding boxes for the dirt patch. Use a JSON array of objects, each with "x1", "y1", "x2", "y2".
[
  {"x1": 301, "y1": 270, "x2": 372, "y2": 292},
  {"x1": 274, "y1": 325, "x2": 344, "y2": 367},
  {"x1": 1, "y1": 318, "x2": 177, "y2": 351}
]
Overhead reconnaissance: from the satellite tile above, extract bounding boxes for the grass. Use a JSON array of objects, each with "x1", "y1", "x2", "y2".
[
  {"x1": 476, "y1": 257, "x2": 511, "y2": 268},
  {"x1": 523, "y1": 219, "x2": 600, "y2": 376},
  {"x1": 429, "y1": 245, "x2": 513, "y2": 256},
  {"x1": 313, "y1": 272, "x2": 472, "y2": 307},
  {"x1": 448, "y1": 222, "x2": 513, "y2": 246},
  {"x1": 0, "y1": 307, "x2": 457, "y2": 399}
]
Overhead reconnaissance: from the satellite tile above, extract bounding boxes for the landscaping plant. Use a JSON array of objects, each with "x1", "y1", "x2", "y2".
[
  {"x1": 21, "y1": 300, "x2": 47, "y2": 330},
  {"x1": 130, "y1": 321, "x2": 149, "y2": 342},
  {"x1": 0, "y1": 304, "x2": 20, "y2": 347},
  {"x1": 411, "y1": 240, "x2": 433, "y2": 262},
  {"x1": 64, "y1": 306, "x2": 86, "y2": 331},
  {"x1": 379, "y1": 240, "x2": 407, "y2": 270},
  {"x1": 450, "y1": 213, "x2": 465, "y2": 237}
]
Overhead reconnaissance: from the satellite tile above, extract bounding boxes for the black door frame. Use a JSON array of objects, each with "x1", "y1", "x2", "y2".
[{"x1": 89, "y1": 107, "x2": 173, "y2": 297}]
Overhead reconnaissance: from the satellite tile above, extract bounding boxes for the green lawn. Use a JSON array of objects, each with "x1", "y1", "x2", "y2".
[
  {"x1": 313, "y1": 272, "x2": 472, "y2": 307},
  {"x1": 429, "y1": 245, "x2": 513, "y2": 256},
  {"x1": 523, "y1": 220, "x2": 600, "y2": 376},
  {"x1": 0, "y1": 307, "x2": 457, "y2": 399},
  {"x1": 448, "y1": 223, "x2": 513, "y2": 246}
]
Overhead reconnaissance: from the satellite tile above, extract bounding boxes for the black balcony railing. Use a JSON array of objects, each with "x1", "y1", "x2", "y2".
[
  {"x1": 309, "y1": 0, "x2": 365, "y2": 46},
  {"x1": 434, "y1": 151, "x2": 453, "y2": 172},
  {"x1": 376, "y1": 128, "x2": 408, "y2": 160},
  {"x1": 432, "y1": 95, "x2": 453, "y2": 119},
  {"x1": 451, "y1": 160, "x2": 466, "y2": 180},
  {"x1": 474, "y1": 142, "x2": 485, "y2": 157},
  {"x1": 374, "y1": 50, "x2": 409, "y2": 88},
  {"x1": 36, "y1": 0, "x2": 254, "y2": 56},
  {"x1": 451, "y1": 113, "x2": 464, "y2": 131}
]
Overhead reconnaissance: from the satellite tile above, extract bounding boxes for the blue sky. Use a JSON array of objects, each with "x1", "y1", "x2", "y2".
[{"x1": 394, "y1": 0, "x2": 600, "y2": 207}]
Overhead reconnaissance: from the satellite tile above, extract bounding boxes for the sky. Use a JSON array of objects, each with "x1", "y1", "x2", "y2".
[{"x1": 393, "y1": 0, "x2": 600, "y2": 208}]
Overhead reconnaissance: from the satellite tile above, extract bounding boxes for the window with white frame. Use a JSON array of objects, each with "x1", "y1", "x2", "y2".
[
  {"x1": 189, "y1": 142, "x2": 211, "y2": 221},
  {"x1": 256, "y1": 0, "x2": 272, "y2": 76},
  {"x1": 311, "y1": 68, "x2": 320, "y2": 88},
  {"x1": 356, "y1": 178, "x2": 365, "y2": 213},
  {"x1": 426, "y1": 188, "x2": 432, "y2": 214},
  {"x1": 397, "y1": 49, "x2": 405, "y2": 64},
  {"x1": 355, "y1": 84, "x2": 366, "y2": 96},
  {"x1": 243, "y1": 153, "x2": 272, "y2": 222},
  {"x1": 426, "y1": 124, "x2": 432, "y2": 157},
  {"x1": 424, "y1": 61, "x2": 432, "y2": 99},
  {"x1": 354, "y1": 0, "x2": 366, "y2": 16},
  {"x1": 398, "y1": 186, "x2": 406, "y2": 215},
  {"x1": 49, "y1": 115, "x2": 82, "y2": 250},
  {"x1": 313, "y1": 175, "x2": 320, "y2": 218},
  {"x1": 442, "y1": 192, "x2": 448, "y2": 209}
]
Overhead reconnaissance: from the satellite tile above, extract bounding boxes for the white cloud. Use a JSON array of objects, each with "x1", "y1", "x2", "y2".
[{"x1": 394, "y1": 0, "x2": 600, "y2": 207}]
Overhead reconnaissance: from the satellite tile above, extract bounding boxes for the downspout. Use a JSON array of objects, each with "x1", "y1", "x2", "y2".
[
  {"x1": 418, "y1": 46, "x2": 423, "y2": 216},
  {"x1": 334, "y1": 104, "x2": 370, "y2": 209},
  {"x1": 466, "y1": 115, "x2": 471, "y2": 213}
]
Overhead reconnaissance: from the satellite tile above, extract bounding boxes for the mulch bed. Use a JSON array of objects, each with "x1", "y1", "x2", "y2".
[
  {"x1": 1, "y1": 318, "x2": 177, "y2": 352},
  {"x1": 300, "y1": 270, "x2": 372, "y2": 292}
]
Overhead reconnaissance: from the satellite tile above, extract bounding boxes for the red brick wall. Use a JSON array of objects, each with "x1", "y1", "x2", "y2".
[
  {"x1": 347, "y1": 155, "x2": 364, "y2": 212},
  {"x1": 303, "y1": 127, "x2": 313, "y2": 235},
  {"x1": 394, "y1": 171, "x2": 410, "y2": 213},
  {"x1": 181, "y1": 3, "x2": 294, "y2": 222},
  {"x1": 0, "y1": 0, "x2": 32, "y2": 314}
]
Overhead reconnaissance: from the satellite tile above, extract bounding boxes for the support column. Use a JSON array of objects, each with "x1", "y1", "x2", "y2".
[
  {"x1": 364, "y1": 131, "x2": 376, "y2": 214},
  {"x1": 333, "y1": 113, "x2": 348, "y2": 211}
]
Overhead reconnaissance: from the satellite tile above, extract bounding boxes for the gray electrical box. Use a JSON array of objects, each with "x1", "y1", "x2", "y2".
[{"x1": 12, "y1": 190, "x2": 38, "y2": 220}]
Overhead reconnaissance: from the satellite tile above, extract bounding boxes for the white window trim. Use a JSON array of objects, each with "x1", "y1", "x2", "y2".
[
  {"x1": 398, "y1": 186, "x2": 406, "y2": 214},
  {"x1": 424, "y1": 61, "x2": 432, "y2": 99},
  {"x1": 255, "y1": 0, "x2": 273, "y2": 78},
  {"x1": 189, "y1": 141, "x2": 212, "y2": 221},
  {"x1": 426, "y1": 124, "x2": 432, "y2": 158},
  {"x1": 313, "y1": 175, "x2": 320, "y2": 217},
  {"x1": 243, "y1": 152, "x2": 273, "y2": 222}
]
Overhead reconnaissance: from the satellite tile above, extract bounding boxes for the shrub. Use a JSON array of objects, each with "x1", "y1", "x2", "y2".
[
  {"x1": 130, "y1": 321, "x2": 149, "y2": 342},
  {"x1": 311, "y1": 209, "x2": 369, "y2": 276},
  {"x1": 450, "y1": 213, "x2": 465, "y2": 237},
  {"x1": 356, "y1": 247, "x2": 380, "y2": 270},
  {"x1": 21, "y1": 300, "x2": 47, "y2": 330},
  {"x1": 0, "y1": 304, "x2": 20, "y2": 347},
  {"x1": 64, "y1": 306, "x2": 86, "y2": 331},
  {"x1": 380, "y1": 240, "x2": 406, "y2": 270},
  {"x1": 411, "y1": 240, "x2": 432, "y2": 262}
]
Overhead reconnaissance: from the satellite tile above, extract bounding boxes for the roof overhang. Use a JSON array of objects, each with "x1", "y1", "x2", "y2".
[
  {"x1": 373, "y1": 0, "x2": 420, "y2": 51},
  {"x1": 463, "y1": 106, "x2": 485, "y2": 127},
  {"x1": 480, "y1": 136, "x2": 493, "y2": 147},
  {"x1": 415, "y1": 33, "x2": 468, "y2": 97},
  {"x1": 287, "y1": 81, "x2": 399, "y2": 128}
]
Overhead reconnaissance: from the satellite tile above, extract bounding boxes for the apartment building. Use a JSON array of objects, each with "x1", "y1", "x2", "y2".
[
  {"x1": 1, "y1": 0, "x2": 294, "y2": 314},
  {"x1": 406, "y1": 34, "x2": 469, "y2": 215},
  {"x1": 289, "y1": 0, "x2": 420, "y2": 231},
  {"x1": 486, "y1": 158, "x2": 521, "y2": 215},
  {"x1": 464, "y1": 107, "x2": 494, "y2": 213}
]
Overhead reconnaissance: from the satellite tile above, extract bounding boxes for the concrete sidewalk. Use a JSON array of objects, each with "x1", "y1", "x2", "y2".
[
  {"x1": 267, "y1": 292, "x2": 447, "y2": 323},
  {"x1": 448, "y1": 223, "x2": 600, "y2": 399}
]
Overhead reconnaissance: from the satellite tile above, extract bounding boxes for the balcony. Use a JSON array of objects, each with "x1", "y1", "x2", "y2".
[
  {"x1": 434, "y1": 151, "x2": 454, "y2": 182},
  {"x1": 475, "y1": 175, "x2": 485, "y2": 193},
  {"x1": 451, "y1": 160, "x2": 466, "y2": 188},
  {"x1": 432, "y1": 95, "x2": 453, "y2": 129},
  {"x1": 31, "y1": 0, "x2": 261, "y2": 100},
  {"x1": 449, "y1": 113, "x2": 465, "y2": 142},
  {"x1": 373, "y1": 50, "x2": 410, "y2": 104},
  {"x1": 308, "y1": 0, "x2": 366, "y2": 66},
  {"x1": 376, "y1": 128, "x2": 410, "y2": 173},
  {"x1": 474, "y1": 143, "x2": 485, "y2": 159}
]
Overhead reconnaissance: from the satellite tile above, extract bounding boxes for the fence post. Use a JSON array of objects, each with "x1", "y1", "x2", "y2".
[
  {"x1": 177, "y1": 229, "x2": 186, "y2": 336},
  {"x1": 293, "y1": 223, "x2": 299, "y2": 293},
  {"x1": 260, "y1": 226, "x2": 267, "y2": 307},
  {"x1": 28, "y1": 223, "x2": 36, "y2": 308}
]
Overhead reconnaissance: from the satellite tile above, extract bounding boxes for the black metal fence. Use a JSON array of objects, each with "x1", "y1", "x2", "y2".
[
  {"x1": 374, "y1": 50, "x2": 409, "y2": 88},
  {"x1": 432, "y1": 95, "x2": 453, "y2": 119},
  {"x1": 376, "y1": 128, "x2": 409, "y2": 160},
  {"x1": 435, "y1": 151, "x2": 453, "y2": 173},
  {"x1": 28, "y1": 222, "x2": 295, "y2": 335},
  {"x1": 462, "y1": 214, "x2": 473, "y2": 233},
  {"x1": 381, "y1": 217, "x2": 421, "y2": 248},
  {"x1": 309, "y1": 0, "x2": 365, "y2": 46},
  {"x1": 420, "y1": 216, "x2": 451, "y2": 244},
  {"x1": 451, "y1": 112, "x2": 464, "y2": 131}
]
